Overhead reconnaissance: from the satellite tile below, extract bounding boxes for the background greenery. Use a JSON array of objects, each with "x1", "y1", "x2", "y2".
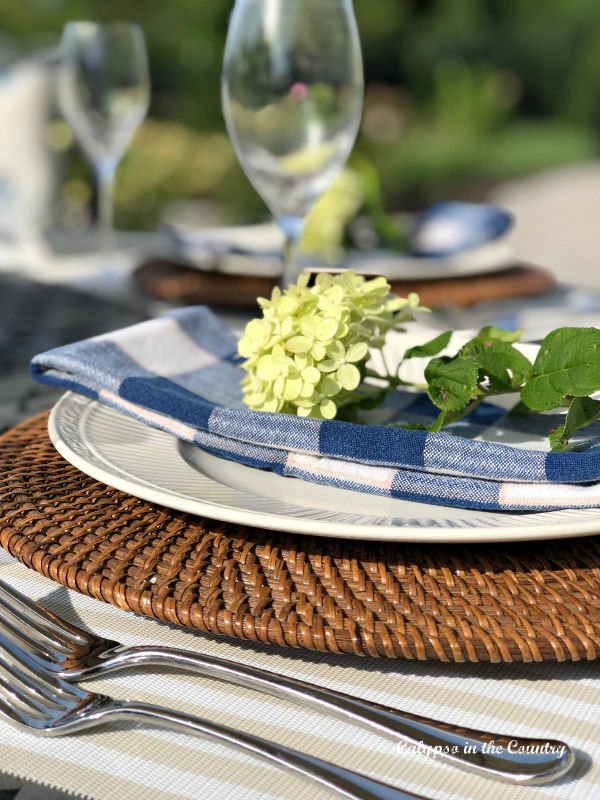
[{"x1": 1, "y1": 0, "x2": 599, "y2": 234}]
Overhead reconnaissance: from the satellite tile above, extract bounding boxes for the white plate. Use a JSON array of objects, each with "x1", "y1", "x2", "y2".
[
  {"x1": 345, "y1": 238, "x2": 515, "y2": 281},
  {"x1": 166, "y1": 222, "x2": 514, "y2": 281},
  {"x1": 48, "y1": 392, "x2": 600, "y2": 544}
]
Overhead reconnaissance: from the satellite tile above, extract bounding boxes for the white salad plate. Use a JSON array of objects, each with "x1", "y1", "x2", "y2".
[{"x1": 48, "y1": 392, "x2": 600, "y2": 544}]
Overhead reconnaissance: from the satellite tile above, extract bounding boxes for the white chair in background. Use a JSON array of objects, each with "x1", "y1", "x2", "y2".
[{"x1": 0, "y1": 58, "x2": 56, "y2": 247}]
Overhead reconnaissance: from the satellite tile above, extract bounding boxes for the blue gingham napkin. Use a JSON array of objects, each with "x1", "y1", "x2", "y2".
[{"x1": 31, "y1": 306, "x2": 600, "y2": 512}]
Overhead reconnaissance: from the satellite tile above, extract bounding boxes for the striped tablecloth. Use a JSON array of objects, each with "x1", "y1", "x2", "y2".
[{"x1": 0, "y1": 547, "x2": 598, "y2": 800}]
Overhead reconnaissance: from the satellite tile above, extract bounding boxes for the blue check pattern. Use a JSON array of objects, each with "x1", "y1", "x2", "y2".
[{"x1": 31, "y1": 306, "x2": 600, "y2": 512}]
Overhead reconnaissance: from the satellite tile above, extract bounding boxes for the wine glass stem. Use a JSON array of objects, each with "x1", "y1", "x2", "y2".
[
  {"x1": 281, "y1": 234, "x2": 301, "y2": 289},
  {"x1": 96, "y1": 160, "x2": 116, "y2": 252},
  {"x1": 279, "y1": 215, "x2": 305, "y2": 288}
]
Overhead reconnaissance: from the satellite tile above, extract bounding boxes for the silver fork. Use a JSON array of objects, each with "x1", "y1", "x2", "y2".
[
  {"x1": 0, "y1": 628, "x2": 432, "y2": 800},
  {"x1": 0, "y1": 578, "x2": 573, "y2": 784}
]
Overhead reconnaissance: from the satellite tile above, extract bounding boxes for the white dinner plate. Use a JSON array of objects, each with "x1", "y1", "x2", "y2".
[
  {"x1": 166, "y1": 222, "x2": 514, "y2": 281},
  {"x1": 48, "y1": 392, "x2": 600, "y2": 544}
]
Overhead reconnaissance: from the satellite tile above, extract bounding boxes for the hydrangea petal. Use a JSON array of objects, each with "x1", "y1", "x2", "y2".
[
  {"x1": 311, "y1": 342, "x2": 327, "y2": 361},
  {"x1": 283, "y1": 376, "x2": 303, "y2": 400},
  {"x1": 320, "y1": 398, "x2": 337, "y2": 419},
  {"x1": 345, "y1": 342, "x2": 369, "y2": 363},
  {"x1": 320, "y1": 376, "x2": 340, "y2": 397},
  {"x1": 286, "y1": 335, "x2": 312, "y2": 354},
  {"x1": 301, "y1": 366, "x2": 321, "y2": 384},
  {"x1": 316, "y1": 317, "x2": 339, "y2": 341},
  {"x1": 337, "y1": 363, "x2": 361, "y2": 390},
  {"x1": 256, "y1": 356, "x2": 278, "y2": 381},
  {"x1": 238, "y1": 268, "x2": 425, "y2": 420}
]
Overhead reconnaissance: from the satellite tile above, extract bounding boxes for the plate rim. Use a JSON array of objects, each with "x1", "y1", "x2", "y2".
[
  {"x1": 48, "y1": 392, "x2": 600, "y2": 544},
  {"x1": 168, "y1": 220, "x2": 514, "y2": 281}
]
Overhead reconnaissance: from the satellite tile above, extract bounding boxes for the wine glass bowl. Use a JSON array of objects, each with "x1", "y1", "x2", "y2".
[
  {"x1": 222, "y1": 0, "x2": 364, "y2": 286},
  {"x1": 58, "y1": 22, "x2": 150, "y2": 239}
]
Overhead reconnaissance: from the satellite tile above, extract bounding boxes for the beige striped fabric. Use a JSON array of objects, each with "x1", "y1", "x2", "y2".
[{"x1": 0, "y1": 547, "x2": 598, "y2": 800}]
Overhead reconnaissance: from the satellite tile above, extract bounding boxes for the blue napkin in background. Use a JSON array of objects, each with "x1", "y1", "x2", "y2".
[
  {"x1": 409, "y1": 202, "x2": 513, "y2": 257},
  {"x1": 31, "y1": 306, "x2": 600, "y2": 512}
]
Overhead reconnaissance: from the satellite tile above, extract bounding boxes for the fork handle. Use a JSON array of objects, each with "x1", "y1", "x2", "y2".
[
  {"x1": 93, "y1": 646, "x2": 572, "y2": 784},
  {"x1": 104, "y1": 699, "x2": 428, "y2": 800}
]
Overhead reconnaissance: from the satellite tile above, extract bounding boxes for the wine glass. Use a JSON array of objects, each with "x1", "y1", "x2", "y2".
[
  {"x1": 58, "y1": 22, "x2": 150, "y2": 244},
  {"x1": 221, "y1": 0, "x2": 364, "y2": 287}
]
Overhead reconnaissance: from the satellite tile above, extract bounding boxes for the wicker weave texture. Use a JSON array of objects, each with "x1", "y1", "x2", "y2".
[
  {"x1": 133, "y1": 260, "x2": 554, "y2": 309},
  {"x1": 1, "y1": 412, "x2": 599, "y2": 663}
]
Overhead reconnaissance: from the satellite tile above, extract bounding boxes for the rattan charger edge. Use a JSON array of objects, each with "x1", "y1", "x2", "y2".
[{"x1": 1, "y1": 412, "x2": 599, "y2": 663}]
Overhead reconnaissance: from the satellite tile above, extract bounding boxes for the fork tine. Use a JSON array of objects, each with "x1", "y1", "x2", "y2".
[
  {"x1": 0, "y1": 607, "x2": 68, "y2": 665},
  {"x1": 0, "y1": 627, "x2": 88, "y2": 704},
  {"x1": 0, "y1": 578, "x2": 90, "y2": 648},
  {"x1": 0, "y1": 662, "x2": 58, "y2": 715},
  {"x1": 0, "y1": 594, "x2": 76, "y2": 655},
  {"x1": 0, "y1": 693, "x2": 45, "y2": 730}
]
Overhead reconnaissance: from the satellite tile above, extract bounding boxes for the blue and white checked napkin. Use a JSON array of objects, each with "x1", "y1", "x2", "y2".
[{"x1": 31, "y1": 306, "x2": 600, "y2": 512}]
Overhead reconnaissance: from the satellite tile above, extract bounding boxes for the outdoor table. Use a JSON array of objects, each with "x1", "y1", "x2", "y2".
[{"x1": 0, "y1": 241, "x2": 598, "y2": 800}]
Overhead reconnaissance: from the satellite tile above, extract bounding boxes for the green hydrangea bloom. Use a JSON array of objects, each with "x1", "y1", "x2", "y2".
[{"x1": 238, "y1": 270, "x2": 426, "y2": 419}]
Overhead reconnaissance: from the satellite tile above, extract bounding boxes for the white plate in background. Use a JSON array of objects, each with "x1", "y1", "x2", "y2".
[{"x1": 165, "y1": 222, "x2": 515, "y2": 281}]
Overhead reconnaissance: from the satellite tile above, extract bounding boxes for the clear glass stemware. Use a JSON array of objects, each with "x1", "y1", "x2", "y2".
[
  {"x1": 58, "y1": 22, "x2": 150, "y2": 244},
  {"x1": 221, "y1": 0, "x2": 364, "y2": 287}
]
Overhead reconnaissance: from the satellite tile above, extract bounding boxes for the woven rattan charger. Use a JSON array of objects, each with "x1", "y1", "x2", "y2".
[
  {"x1": 133, "y1": 260, "x2": 554, "y2": 309},
  {"x1": 1, "y1": 411, "x2": 599, "y2": 663}
]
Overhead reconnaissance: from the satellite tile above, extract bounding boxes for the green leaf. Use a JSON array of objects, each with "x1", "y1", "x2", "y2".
[
  {"x1": 424, "y1": 356, "x2": 479, "y2": 411},
  {"x1": 549, "y1": 396, "x2": 600, "y2": 451},
  {"x1": 404, "y1": 331, "x2": 452, "y2": 359},
  {"x1": 520, "y1": 327, "x2": 600, "y2": 411},
  {"x1": 427, "y1": 405, "x2": 474, "y2": 433},
  {"x1": 507, "y1": 399, "x2": 529, "y2": 418},
  {"x1": 336, "y1": 384, "x2": 392, "y2": 419},
  {"x1": 478, "y1": 326, "x2": 523, "y2": 343},
  {"x1": 459, "y1": 337, "x2": 532, "y2": 391}
]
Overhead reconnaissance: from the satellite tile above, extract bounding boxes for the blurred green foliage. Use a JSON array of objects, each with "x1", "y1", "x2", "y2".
[{"x1": 1, "y1": 0, "x2": 600, "y2": 231}]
